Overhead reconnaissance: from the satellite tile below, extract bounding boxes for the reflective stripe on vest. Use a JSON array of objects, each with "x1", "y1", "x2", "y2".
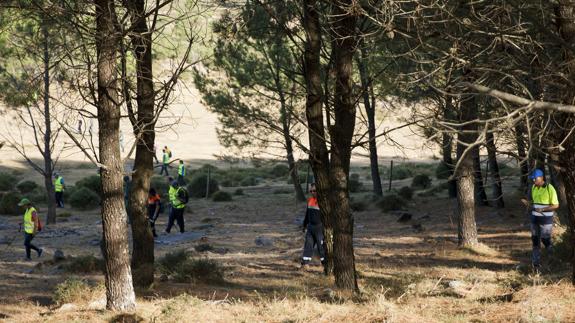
[
  {"x1": 532, "y1": 184, "x2": 557, "y2": 217},
  {"x1": 23, "y1": 207, "x2": 36, "y2": 234},
  {"x1": 178, "y1": 165, "x2": 185, "y2": 176},
  {"x1": 54, "y1": 177, "x2": 63, "y2": 192}
]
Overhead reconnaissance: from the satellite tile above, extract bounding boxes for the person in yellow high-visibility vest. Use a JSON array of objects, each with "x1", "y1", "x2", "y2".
[
  {"x1": 160, "y1": 149, "x2": 170, "y2": 176},
  {"x1": 177, "y1": 160, "x2": 186, "y2": 185},
  {"x1": 53, "y1": 172, "x2": 65, "y2": 208},
  {"x1": 165, "y1": 180, "x2": 187, "y2": 234},
  {"x1": 18, "y1": 198, "x2": 43, "y2": 260}
]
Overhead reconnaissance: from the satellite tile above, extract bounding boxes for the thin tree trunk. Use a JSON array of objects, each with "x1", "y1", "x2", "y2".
[
  {"x1": 95, "y1": 0, "x2": 136, "y2": 310},
  {"x1": 515, "y1": 123, "x2": 529, "y2": 191},
  {"x1": 125, "y1": 0, "x2": 155, "y2": 288},
  {"x1": 485, "y1": 131, "x2": 504, "y2": 208},
  {"x1": 443, "y1": 97, "x2": 457, "y2": 198},
  {"x1": 42, "y1": 18, "x2": 56, "y2": 225},
  {"x1": 329, "y1": 0, "x2": 358, "y2": 292},
  {"x1": 302, "y1": 0, "x2": 334, "y2": 275},
  {"x1": 356, "y1": 47, "x2": 383, "y2": 197},
  {"x1": 455, "y1": 94, "x2": 479, "y2": 247},
  {"x1": 472, "y1": 147, "x2": 489, "y2": 206},
  {"x1": 548, "y1": 152, "x2": 567, "y2": 209}
]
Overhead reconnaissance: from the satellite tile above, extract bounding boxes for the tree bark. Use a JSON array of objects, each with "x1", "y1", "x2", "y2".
[
  {"x1": 485, "y1": 131, "x2": 504, "y2": 208},
  {"x1": 455, "y1": 94, "x2": 479, "y2": 247},
  {"x1": 329, "y1": 0, "x2": 358, "y2": 292},
  {"x1": 125, "y1": 0, "x2": 156, "y2": 288},
  {"x1": 95, "y1": 0, "x2": 136, "y2": 310},
  {"x1": 356, "y1": 47, "x2": 383, "y2": 197},
  {"x1": 42, "y1": 18, "x2": 57, "y2": 225},
  {"x1": 302, "y1": 0, "x2": 334, "y2": 275}
]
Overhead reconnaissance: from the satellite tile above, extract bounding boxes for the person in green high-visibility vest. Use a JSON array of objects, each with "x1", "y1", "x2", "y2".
[
  {"x1": 160, "y1": 148, "x2": 170, "y2": 176},
  {"x1": 18, "y1": 198, "x2": 43, "y2": 260},
  {"x1": 53, "y1": 172, "x2": 65, "y2": 208},
  {"x1": 177, "y1": 160, "x2": 186, "y2": 185}
]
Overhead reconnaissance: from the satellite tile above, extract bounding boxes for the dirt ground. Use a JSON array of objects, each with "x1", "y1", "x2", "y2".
[{"x1": 0, "y1": 164, "x2": 575, "y2": 323}]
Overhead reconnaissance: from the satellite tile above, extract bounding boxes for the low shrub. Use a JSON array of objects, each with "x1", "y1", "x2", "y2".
[
  {"x1": 53, "y1": 277, "x2": 103, "y2": 305},
  {"x1": 58, "y1": 212, "x2": 73, "y2": 218},
  {"x1": 349, "y1": 173, "x2": 363, "y2": 193},
  {"x1": 391, "y1": 166, "x2": 412, "y2": 180},
  {"x1": 17, "y1": 181, "x2": 38, "y2": 194},
  {"x1": 188, "y1": 174, "x2": 219, "y2": 198},
  {"x1": 273, "y1": 188, "x2": 291, "y2": 195},
  {"x1": 69, "y1": 187, "x2": 100, "y2": 210},
  {"x1": 212, "y1": 191, "x2": 232, "y2": 202},
  {"x1": 411, "y1": 174, "x2": 432, "y2": 190},
  {"x1": 398, "y1": 186, "x2": 413, "y2": 200},
  {"x1": 64, "y1": 255, "x2": 105, "y2": 273},
  {"x1": 151, "y1": 175, "x2": 170, "y2": 195},
  {"x1": 350, "y1": 199, "x2": 367, "y2": 212},
  {"x1": 75, "y1": 175, "x2": 102, "y2": 197},
  {"x1": 287, "y1": 173, "x2": 308, "y2": 185},
  {"x1": 234, "y1": 188, "x2": 244, "y2": 196},
  {"x1": 240, "y1": 176, "x2": 257, "y2": 187},
  {"x1": 0, "y1": 172, "x2": 17, "y2": 191},
  {"x1": 158, "y1": 249, "x2": 225, "y2": 283},
  {"x1": 377, "y1": 194, "x2": 406, "y2": 212},
  {"x1": 29, "y1": 188, "x2": 47, "y2": 204},
  {"x1": 435, "y1": 161, "x2": 453, "y2": 180},
  {"x1": 269, "y1": 164, "x2": 290, "y2": 178},
  {"x1": 0, "y1": 191, "x2": 22, "y2": 215}
]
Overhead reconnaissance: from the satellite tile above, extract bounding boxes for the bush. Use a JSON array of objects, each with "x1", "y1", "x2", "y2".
[
  {"x1": 188, "y1": 174, "x2": 219, "y2": 198},
  {"x1": 69, "y1": 187, "x2": 100, "y2": 210},
  {"x1": 158, "y1": 249, "x2": 225, "y2": 284},
  {"x1": 411, "y1": 174, "x2": 432, "y2": 190},
  {"x1": 349, "y1": 173, "x2": 363, "y2": 193},
  {"x1": 269, "y1": 164, "x2": 290, "y2": 178},
  {"x1": 0, "y1": 172, "x2": 17, "y2": 191},
  {"x1": 75, "y1": 175, "x2": 102, "y2": 197},
  {"x1": 53, "y1": 278, "x2": 103, "y2": 305},
  {"x1": 377, "y1": 194, "x2": 406, "y2": 212},
  {"x1": 234, "y1": 188, "x2": 244, "y2": 196},
  {"x1": 391, "y1": 166, "x2": 412, "y2": 180},
  {"x1": 350, "y1": 199, "x2": 367, "y2": 212},
  {"x1": 398, "y1": 186, "x2": 413, "y2": 200},
  {"x1": 273, "y1": 188, "x2": 291, "y2": 195},
  {"x1": 435, "y1": 161, "x2": 453, "y2": 180},
  {"x1": 64, "y1": 255, "x2": 105, "y2": 273},
  {"x1": 17, "y1": 181, "x2": 38, "y2": 194},
  {"x1": 212, "y1": 191, "x2": 232, "y2": 202},
  {"x1": 240, "y1": 176, "x2": 258, "y2": 187},
  {"x1": 0, "y1": 191, "x2": 22, "y2": 215},
  {"x1": 287, "y1": 173, "x2": 308, "y2": 185}
]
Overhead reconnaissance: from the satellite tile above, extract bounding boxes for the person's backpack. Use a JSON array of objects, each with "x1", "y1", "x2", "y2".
[{"x1": 177, "y1": 187, "x2": 189, "y2": 204}]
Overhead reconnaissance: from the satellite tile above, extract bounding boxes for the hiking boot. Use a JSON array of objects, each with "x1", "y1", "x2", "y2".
[{"x1": 37, "y1": 249, "x2": 43, "y2": 258}]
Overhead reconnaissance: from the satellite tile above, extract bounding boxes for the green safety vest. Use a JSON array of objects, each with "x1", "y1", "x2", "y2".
[
  {"x1": 54, "y1": 176, "x2": 64, "y2": 192},
  {"x1": 23, "y1": 207, "x2": 36, "y2": 234},
  {"x1": 163, "y1": 153, "x2": 169, "y2": 164},
  {"x1": 178, "y1": 164, "x2": 186, "y2": 176},
  {"x1": 169, "y1": 186, "x2": 185, "y2": 209}
]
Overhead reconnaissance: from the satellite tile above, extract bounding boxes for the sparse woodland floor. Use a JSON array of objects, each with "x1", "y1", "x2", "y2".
[{"x1": 1, "y1": 169, "x2": 575, "y2": 323}]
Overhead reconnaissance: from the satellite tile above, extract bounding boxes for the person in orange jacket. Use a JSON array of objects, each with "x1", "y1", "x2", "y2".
[{"x1": 300, "y1": 183, "x2": 326, "y2": 274}]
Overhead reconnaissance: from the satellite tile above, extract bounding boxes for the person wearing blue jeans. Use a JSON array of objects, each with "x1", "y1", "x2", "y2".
[{"x1": 521, "y1": 169, "x2": 559, "y2": 270}]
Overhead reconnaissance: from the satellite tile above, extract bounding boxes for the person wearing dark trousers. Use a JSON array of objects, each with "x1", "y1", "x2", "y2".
[
  {"x1": 147, "y1": 188, "x2": 161, "y2": 238},
  {"x1": 300, "y1": 183, "x2": 327, "y2": 274},
  {"x1": 18, "y1": 198, "x2": 43, "y2": 260},
  {"x1": 160, "y1": 149, "x2": 170, "y2": 176},
  {"x1": 177, "y1": 160, "x2": 186, "y2": 186},
  {"x1": 165, "y1": 180, "x2": 186, "y2": 233},
  {"x1": 53, "y1": 172, "x2": 65, "y2": 208}
]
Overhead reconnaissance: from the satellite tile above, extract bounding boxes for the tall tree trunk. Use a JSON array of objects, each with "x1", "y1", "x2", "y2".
[
  {"x1": 42, "y1": 18, "x2": 57, "y2": 225},
  {"x1": 302, "y1": 0, "x2": 334, "y2": 275},
  {"x1": 455, "y1": 94, "x2": 479, "y2": 247},
  {"x1": 95, "y1": 0, "x2": 136, "y2": 310},
  {"x1": 548, "y1": 152, "x2": 567, "y2": 209},
  {"x1": 125, "y1": 0, "x2": 156, "y2": 288},
  {"x1": 554, "y1": 0, "x2": 575, "y2": 285},
  {"x1": 443, "y1": 97, "x2": 457, "y2": 198},
  {"x1": 472, "y1": 147, "x2": 489, "y2": 206},
  {"x1": 329, "y1": 0, "x2": 358, "y2": 292},
  {"x1": 485, "y1": 131, "x2": 504, "y2": 208},
  {"x1": 515, "y1": 123, "x2": 529, "y2": 191},
  {"x1": 356, "y1": 47, "x2": 383, "y2": 197}
]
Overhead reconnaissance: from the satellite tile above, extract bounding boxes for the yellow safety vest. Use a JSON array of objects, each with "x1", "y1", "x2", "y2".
[
  {"x1": 23, "y1": 207, "x2": 36, "y2": 234},
  {"x1": 169, "y1": 186, "x2": 185, "y2": 209},
  {"x1": 178, "y1": 164, "x2": 185, "y2": 176},
  {"x1": 163, "y1": 153, "x2": 169, "y2": 164},
  {"x1": 54, "y1": 176, "x2": 64, "y2": 192}
]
